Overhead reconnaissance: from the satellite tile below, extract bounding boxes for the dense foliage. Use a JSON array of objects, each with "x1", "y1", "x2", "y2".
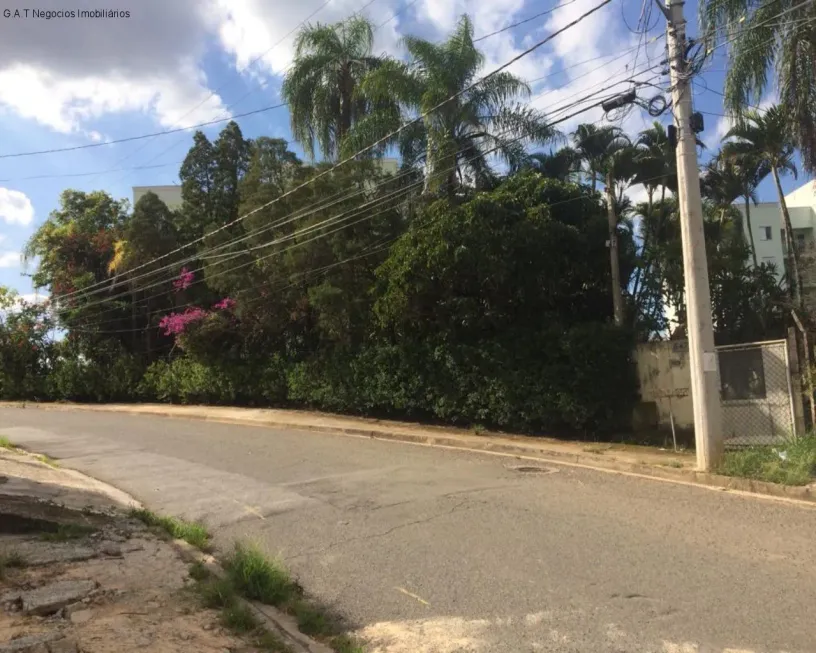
[{"x1": 0, "y1": 13, "x2": 796, "y2": 438}]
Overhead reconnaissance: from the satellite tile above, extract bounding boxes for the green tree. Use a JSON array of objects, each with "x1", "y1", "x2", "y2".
[
  {"x1": 349, "y1": 15, "x2": 552, "y2": 195},
  {"x1": 699, "y1": 0, "x2": 816, "y2": 171},
  {"x1": 524, "y1": 148, "x2": 580, "y2": 182},
  {"x1": 722, "y1": 106, "x2": 802, "y2": 310},
  {"x1": 281, "y1": 16, "x2": 383, "y2": 160},
  {"x1": 571, "y1": 124, "x2": 633, "y2": 325}
]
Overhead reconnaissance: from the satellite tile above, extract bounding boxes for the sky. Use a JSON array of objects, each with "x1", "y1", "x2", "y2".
[{"x1": 0, "y1": 0, "x2": 806, "y2": 299}]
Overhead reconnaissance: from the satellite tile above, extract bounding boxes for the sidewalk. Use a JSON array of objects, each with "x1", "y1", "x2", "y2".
[
  {"x1": 5, "y1": 401, "x2": 816, "y2": 504},
  {"x1": 0, "y1": 448, "x2": 243, "y2": 653}
]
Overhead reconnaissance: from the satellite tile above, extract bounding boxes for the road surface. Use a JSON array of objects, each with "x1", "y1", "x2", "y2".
[{"x1": 1, "y1": 407, "x2": 814, "y2": 653}]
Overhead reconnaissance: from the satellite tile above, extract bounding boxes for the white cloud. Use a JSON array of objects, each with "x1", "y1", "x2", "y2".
[
  {"x1": 0, "y1": 188, "x2": 34, "y2": 225},
  {"x1": 0, "y1": 251, "x2": 21, "y2": 268},
  {"x1": 0, "y1": 0, "x2": 227, "y2": 133},
  {"x1": 214, "y1": 0, "x2": 405, "y2": 78}
]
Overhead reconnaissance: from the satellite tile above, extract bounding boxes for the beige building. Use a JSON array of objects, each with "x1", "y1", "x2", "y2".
[
  {"x1": 131, "y1": 159, "x2": 400, "y2": 211},
  {"x1": 736, "y1": 180, "x2": 816, "y2": 301},
  {"x1": 132, "y1": 185, "x2": 183, "y2": 210}
]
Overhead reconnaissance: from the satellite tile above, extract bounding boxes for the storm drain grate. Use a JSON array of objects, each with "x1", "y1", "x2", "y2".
[{"x1": 508, "y1": 465, "x2": 558, "y2": 474}]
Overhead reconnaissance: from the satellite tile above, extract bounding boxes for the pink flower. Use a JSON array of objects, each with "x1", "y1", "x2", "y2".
[
  {"x1": 158, "y1": 307, "x2": 208, "y2": 335},
  {"x1": 213, "y1": 297, "x2": 236, "y2": 311},
  {"x1": 173, "y1": 267, "x2": 194, "y2": 292}
]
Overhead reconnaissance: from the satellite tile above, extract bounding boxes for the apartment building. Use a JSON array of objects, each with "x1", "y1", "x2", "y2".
[
  {"x1": 132, "y1": 159, "x2": 400, "y2": 211},
  {"x1": 736, "y1": 180, "x2": 816, "y2": 292}
]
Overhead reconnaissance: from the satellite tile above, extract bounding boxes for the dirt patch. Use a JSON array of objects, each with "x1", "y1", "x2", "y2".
[{"x1": 0, "y1": 510, "x2": 245, "y2": 653}]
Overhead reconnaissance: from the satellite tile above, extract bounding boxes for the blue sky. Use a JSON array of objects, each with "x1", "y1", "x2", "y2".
[{"x1": 0, "y1": 0, "x2": 805, "y2": 299}]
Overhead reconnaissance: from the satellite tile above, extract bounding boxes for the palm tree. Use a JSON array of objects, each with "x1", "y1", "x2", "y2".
[
  {"x1": 525, "y1": 148, "x2": 579, "y2": 181},
  {"x1": 723, "y1": 106, "x2": 802, "y2": 308},
  {"x1": 281, "y1": 16, "x2": 383, "y2": 160},
  {"x1": 699, "y1": 0, "x2": 816, "y2": 172},
  {"x1": 347, "y1": 15, "x2": 552, "y2": 195},
  {"x1": 572, "y1": 124, "x2": 633, "y2": 325},
  {"x1": 633, "y1": 121, "x2": 677, "y2": 216},
  {"x1": 702, "y1": 153, "x2": 769, "y2": 266}
]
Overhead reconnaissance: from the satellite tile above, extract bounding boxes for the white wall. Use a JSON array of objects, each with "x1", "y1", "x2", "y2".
[{"x1": 736, "y1": 202, "x2": 816, "y2": 280}]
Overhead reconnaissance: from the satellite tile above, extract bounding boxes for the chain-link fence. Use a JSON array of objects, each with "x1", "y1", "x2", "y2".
[{"x1": 718, "y1": 340, "x2": 797, "y2": 448}]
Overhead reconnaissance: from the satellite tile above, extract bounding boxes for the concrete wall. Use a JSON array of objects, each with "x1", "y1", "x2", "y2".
[
  {"x1": 132, "y1": 185, "x2": 183, "y2": 210},
  {"x1": 634, "y1": 339, "x2": 799, "y2": 446}
]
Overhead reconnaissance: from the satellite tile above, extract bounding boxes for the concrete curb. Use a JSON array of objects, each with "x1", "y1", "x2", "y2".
[
  {"x1": 6, "y1": 401, "x2": 816, "y2": 506},
  {"x1": 170, "y1": 539, "x2": 333, "y2": 653}
]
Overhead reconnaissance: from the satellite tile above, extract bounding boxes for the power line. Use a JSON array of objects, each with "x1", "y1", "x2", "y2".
[
  {"x1": 473, "y1": 0, "x2": 579, "y2": 42},
  {"x1": 47, "y1": 0, "x2": 615, "y2": 309},
  {"x1": 0, "y1": 104, "x2": 286, "y2": 160},
  {"x1": 49, "y1": 60, "x2": 664, "y2": 325}
]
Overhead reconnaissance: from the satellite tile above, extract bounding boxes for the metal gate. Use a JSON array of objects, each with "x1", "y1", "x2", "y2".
[{"x1": 718, "y1": 340, "x2": 797, "y2": 447}]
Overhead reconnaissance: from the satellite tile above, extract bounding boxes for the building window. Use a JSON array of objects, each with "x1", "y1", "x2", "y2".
[
  {"x1": 796, "y1": 232, "x2": 807, "y2": 252},
  {"x1": 759, "y1": 226, "x2": 772, "y2": 241},
  {"x1": 720, "y1": 349, "x2": 766, "y2": 401}
]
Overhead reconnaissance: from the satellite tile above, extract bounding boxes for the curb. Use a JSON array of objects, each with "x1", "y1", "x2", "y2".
[
  {"x1": 170, "y1": 539, "x2": 333, "y2": 653},
  {"x1": 6, "y1": 402, "x2": 816, "y2": 506}
]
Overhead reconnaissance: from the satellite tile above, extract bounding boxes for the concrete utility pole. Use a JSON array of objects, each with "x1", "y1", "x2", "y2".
[{"x1": 662, "y1": 0, "x2": 724, "y2": 470}]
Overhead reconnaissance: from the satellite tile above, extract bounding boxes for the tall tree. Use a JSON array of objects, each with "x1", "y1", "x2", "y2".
[
  {"x1": 700, "y1": 0, "x2": 816, "y2": 171},
  {"x1": 723, "y1": 106, "x2": 803, "y2": 310},
  {"x1": 525, "y1": 148, "x2": 579, "y2": 182},
  {"x1": 349, "y1": 14, "x2": 552, "y2": 195},
  {"x1": 281, "y1": 16, "x2": 382, "y2": 160},
  {"x1": 572, "y1": 124, "x2": 633, "y2": 325}
]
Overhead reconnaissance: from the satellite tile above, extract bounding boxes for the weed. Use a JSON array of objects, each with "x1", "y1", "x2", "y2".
[
  {"x1": 36, "y1": 454, "x2": 59, "y2": 468},
  {"x1": 189, "y1": 560, "x2": 211, "y2": 582},
  {"x1": 583, "y1": 446, "x2": 606, "y2": 455},
  {"x1": 0, "y1": 436, "x2": 13, "y2": 449},
  {"x1": 197, "y1": 577, "x2": 237, "y2": 610},
  {"x1": 254, "y1": 630, "x2": 291, "y2": 652},
  {"x1": 292, "y1": 599, "x2": 331, "y2": 636},
  {"x1": 224, "y1": 543, "x2": 298, "y2": 606},
  {"x1": 330, "y1": 634, "x2": 366, "y2": 653},
  {"x1": 719, "y1": 436, "x2": 816, "y2": 486},
  {"x1": 220, "y1": 602, "x2": 260, "y2": 633},
  {"x1": 664, "y1": 460, "x2": 684, "y2": 469},
  {"x1": 129, "y1": 508, "x2": 212, "y2": 551},
  {"x1": 0, "y1": 551, "x2": 26, "y2": 579},
  {"x1": 40, "y1": 523, "x2": 95, "y2": 541},
  {"x1": 472, "y1": 424, "x2": 486, "y2": 435}
]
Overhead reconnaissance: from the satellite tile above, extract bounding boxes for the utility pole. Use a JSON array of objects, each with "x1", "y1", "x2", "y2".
[{"x1": 660, "y1": 0, "x2": 724, "y2": 470}]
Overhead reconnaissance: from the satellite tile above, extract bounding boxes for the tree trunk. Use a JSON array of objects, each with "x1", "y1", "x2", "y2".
[
  {"x1": 772, "y1": 165, "x2": 805, "y2": 311},
  {"x1": 606, "y1": 173, "x2": 625, "y2": 326},
  {"x1": 338, "y1": 63, "x2": 353, "y2": 151},
  {"x1": 743, "y1": 194, "x2": 758, "y2": 268}
]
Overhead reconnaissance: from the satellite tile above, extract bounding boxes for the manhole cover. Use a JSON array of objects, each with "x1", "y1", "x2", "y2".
[{"x1": 508, "y1": 465, "x2": 558, "y2": 474}]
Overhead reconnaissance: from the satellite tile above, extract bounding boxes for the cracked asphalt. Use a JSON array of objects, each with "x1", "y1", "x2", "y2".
[{"x1": 2, "y1": 406, "x2": 815, "y2": 653}]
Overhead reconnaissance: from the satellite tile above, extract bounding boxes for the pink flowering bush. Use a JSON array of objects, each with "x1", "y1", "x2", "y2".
[
  {"x1": 172, "y1": 267, "x2": 194, "y2": 291},
  {"x1": 158, "y1": 307, "x2": 208, "y2": 335},
  {"x1": 212, "y1": 297, "x2": 236, "y2": 311}
]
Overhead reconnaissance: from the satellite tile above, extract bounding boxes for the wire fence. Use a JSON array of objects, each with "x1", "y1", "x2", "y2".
[{"x1": 718, "y1": 340, "x2": 797, "y2": 448}]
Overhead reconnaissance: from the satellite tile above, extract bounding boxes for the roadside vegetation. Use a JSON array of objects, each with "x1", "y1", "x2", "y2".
[
  {"x1": 719, "y1": 435, "x2": 816, "y2": 486},
  {"x1": 190, "y1": 543, "x2": 364, "y2": 653},
  {"x1": 0, "y1": 551, "x2": 26, "y2": 580},
  {"x1": 0, "y1": 435, "x2": 15, "y2": 449},
  {"x1": 130, "y1": 508, "x2": 212, "y2": 551},
  {"x1": 0, "y1": 10, "x2": 797, "y2": 446}
]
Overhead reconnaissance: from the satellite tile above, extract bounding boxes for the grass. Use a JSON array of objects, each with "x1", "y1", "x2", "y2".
[
  {"x1": 40, "y1": 523, "x2": 96, "y2": 541},
  {"x1": 187, "y1": 536, "x2": 362, "y2": 652},
  {"x1": 719, "y1": 436, "x2": 816, "y2": 486},
  {"x1": 222, "y1": 542, "x2": 364, "y2": 652},
  {"x1": 129, "y1": 508, "x2": 212, "y2": 551},
  {"x1": 35, "y1": 454, "x2": 59, "y2": 468},
  {"x1": 189, "y1": 564, "x2": 290, "y2": 652},
  {"x1": 0, "y1": 551, "x2": 26, "y2": 579},
  {"x1": 224, "y1": 542, "x2": 299, "y2": 606},
  {"x1": 0, "y1": 435, "x2": 14, "y2": 449}
]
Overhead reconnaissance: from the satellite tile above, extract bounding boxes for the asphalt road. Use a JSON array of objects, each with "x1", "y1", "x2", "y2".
[{"x1": 1, "y1": 407, "x2": 815, "y2": 653}]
